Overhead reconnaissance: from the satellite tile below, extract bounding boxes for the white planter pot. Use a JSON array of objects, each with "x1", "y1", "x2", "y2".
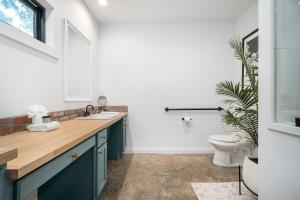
[{"x1": 242, "y1": 156, "x2": 258, "y2": 195}]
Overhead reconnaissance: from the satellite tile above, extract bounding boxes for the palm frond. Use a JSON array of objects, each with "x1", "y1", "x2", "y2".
[
  {"x1": 216, "y1": 37, "x2": 259, "y2": 146},
  {"x1": 216, "y1": 81, "x2": 257, "y2": 109}
]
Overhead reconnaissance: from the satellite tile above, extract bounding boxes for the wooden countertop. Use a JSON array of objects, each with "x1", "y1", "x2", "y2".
[
  {"x1": 0, "y1": 113, "x2": 127, "y2": 180},
  {"x1": 0, "y1": 147, "x2": 17, "y2": 166}
]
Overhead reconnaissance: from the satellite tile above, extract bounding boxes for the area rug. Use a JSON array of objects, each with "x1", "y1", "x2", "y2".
[{"x1": 191, "y1": 182, "x2": 257, "y2": 200}]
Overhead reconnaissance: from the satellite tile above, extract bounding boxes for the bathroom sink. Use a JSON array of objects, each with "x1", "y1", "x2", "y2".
[{"x1": 76, "y1": 112, "x2": 120, "y2": 120}]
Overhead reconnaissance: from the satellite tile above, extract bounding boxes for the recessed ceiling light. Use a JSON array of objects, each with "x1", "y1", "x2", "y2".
[{"x1": 98, "y1": 0, "x2": 108, "y2": 6}]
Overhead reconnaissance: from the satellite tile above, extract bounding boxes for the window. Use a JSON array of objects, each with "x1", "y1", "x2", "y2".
[
  {"x1": 0, "y1": 0, "x2": 45, "y2": 42},
  {"x1": 275, "y1": 0, "x2": 300, "y2": 127}
]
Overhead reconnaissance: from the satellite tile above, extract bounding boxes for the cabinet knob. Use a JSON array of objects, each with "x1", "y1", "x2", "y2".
[
  {"x1": 101, "y1": 136, "x2": 106, "y2": 141},
  {"x1": 71, "y1": 152, "x2": 80, "y2": 160}
]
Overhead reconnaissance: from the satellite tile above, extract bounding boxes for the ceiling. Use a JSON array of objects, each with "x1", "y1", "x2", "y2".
[{"x1": 83, "y1": 0, "x2": 257, "y2": 24}]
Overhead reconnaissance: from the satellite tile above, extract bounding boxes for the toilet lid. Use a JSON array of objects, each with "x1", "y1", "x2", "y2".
[{"x1": 209, "y1": 135, "x2": 240, "y2": 143}]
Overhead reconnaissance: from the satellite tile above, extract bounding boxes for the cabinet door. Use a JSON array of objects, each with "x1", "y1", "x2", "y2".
[
  {"x1": 0, "y1": 165, "x2": 13, "y2": 200},
  {"x1": 96, "y1": 143, "x2": 107, "y2": 197},
  {"x1": 38, "y1": 148, "x2": 94, "y2": 200},
  {"x1": 107, "y1": 120, "x2": 124, "y2": 160}
]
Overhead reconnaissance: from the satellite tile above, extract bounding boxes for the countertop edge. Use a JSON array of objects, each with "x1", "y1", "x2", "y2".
[{"x1": 0, "y1": 147, "x2": 18, "y2": 166}]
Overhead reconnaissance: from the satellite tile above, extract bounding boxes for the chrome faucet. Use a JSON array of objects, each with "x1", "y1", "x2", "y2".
[{"x1": 83, "y1": 105, "x2": 95, "y2": 117}]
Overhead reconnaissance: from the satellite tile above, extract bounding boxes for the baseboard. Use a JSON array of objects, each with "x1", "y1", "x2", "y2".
[{"x1": 124, "y1": 148, "x2": 214, "y2": 154}]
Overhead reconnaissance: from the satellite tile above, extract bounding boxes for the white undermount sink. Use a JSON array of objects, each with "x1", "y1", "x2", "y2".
[{"x1": 76, "y1": 112, "x2": 120, "y2": 120}]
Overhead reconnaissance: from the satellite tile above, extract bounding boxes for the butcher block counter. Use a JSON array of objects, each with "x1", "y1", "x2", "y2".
[
  {"x1": 0, "y1": 147, "x2": 17, "y2": 166},
  {"x1": 0, "y1": 112, "x2": 127, "y2": 180}
]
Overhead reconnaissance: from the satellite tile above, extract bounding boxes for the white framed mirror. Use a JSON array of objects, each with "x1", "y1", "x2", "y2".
[{"x1": 64, "y1": 19, "x2": 92, "y2": 101}]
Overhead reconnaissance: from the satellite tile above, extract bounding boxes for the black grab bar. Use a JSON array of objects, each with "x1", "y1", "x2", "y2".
[{"x1": 165, "y1": 107, "x2": 223, "y2": 112}]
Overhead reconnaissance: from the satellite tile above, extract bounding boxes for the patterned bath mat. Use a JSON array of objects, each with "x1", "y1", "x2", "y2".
[{"x1": 191, "y1": 182, "x2": 257, "y2": 200}]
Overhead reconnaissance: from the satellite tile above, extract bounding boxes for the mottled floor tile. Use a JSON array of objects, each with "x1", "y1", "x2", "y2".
[{"x1": 98, "y1": 154, "x2": 238, "y2": 200}]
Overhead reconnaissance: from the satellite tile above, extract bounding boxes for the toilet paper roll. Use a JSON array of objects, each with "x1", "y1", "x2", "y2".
[{"x1": 182, "y1": 117, "x2": 192, "y2": 122}]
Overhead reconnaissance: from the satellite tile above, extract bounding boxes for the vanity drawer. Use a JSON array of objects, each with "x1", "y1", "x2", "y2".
[
  {"x1": 15, "y1": 136, "x2": 96, "y2": 200},
  {"x1": 97, "y1": 129, "x2": 107, "y2": 148}
]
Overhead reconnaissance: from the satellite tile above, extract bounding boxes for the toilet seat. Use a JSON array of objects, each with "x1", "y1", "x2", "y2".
[{"x1": 209, "y1": 134, "x2": 240, "y2": 143}]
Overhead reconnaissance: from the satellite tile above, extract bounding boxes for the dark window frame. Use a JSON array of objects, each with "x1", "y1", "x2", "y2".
[{"x1": 19, "y1": 0, "x2": 46, "y2": 42}]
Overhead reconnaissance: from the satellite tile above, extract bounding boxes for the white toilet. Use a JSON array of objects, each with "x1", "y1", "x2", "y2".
[{"x1": 209, "y1": 134, "x2": 252, "y2": 167}]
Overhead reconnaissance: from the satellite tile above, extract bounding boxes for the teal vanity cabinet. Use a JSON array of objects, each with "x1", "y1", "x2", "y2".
[
  {"x1": 14, "y1": 129, "x2": 110, "y2": 200},
  {"x1": 0, "y1": 165, "x2": 14, "y2": 200},
  {"x1": 95, "y1": 118, "x2": 127, "y2": 196},
  {"x1": 14, "y1": 136, "x2": 96, "y2": 200},
  {"x1": 0, "y1": 116, "x2": 126, "y2": 200},
  {"x1": 38, "y1": 147, "x2": 95, "y2": 200},
  {"x1": 96, "y1": 129, "x2": 108, "y2": 197},
  {"x1": 108, "y1": 119, "x2": 126, "y2": 160}
]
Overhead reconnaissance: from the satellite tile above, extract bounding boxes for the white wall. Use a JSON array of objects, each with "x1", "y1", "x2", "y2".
[
  {"x1": 259, "y1": 0, "x2": 300, "y2": 199},
  {"x1": 98, "y1": 22, "x2": 236, "y2": 153},
  {"x1": 235, "y1": 3, "x2": 258, "y2": 38},
  {"x1": 0, "y1": 0, "x2": 100, "y2": 118}
]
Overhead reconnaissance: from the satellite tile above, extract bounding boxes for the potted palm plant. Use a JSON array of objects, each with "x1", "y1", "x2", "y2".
[{"x1": 216, "y1": 37, "x2": 258, "y2": 195}]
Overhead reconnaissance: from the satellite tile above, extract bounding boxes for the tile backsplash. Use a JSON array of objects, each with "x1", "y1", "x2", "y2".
[{"x1": 0, "y1": 106, "x2": 128, "y2": 136}]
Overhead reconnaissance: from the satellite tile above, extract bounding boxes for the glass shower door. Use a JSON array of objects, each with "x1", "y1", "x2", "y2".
[{"x1": 275, "y1": 0, "x2": 300, "y2": 127}]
